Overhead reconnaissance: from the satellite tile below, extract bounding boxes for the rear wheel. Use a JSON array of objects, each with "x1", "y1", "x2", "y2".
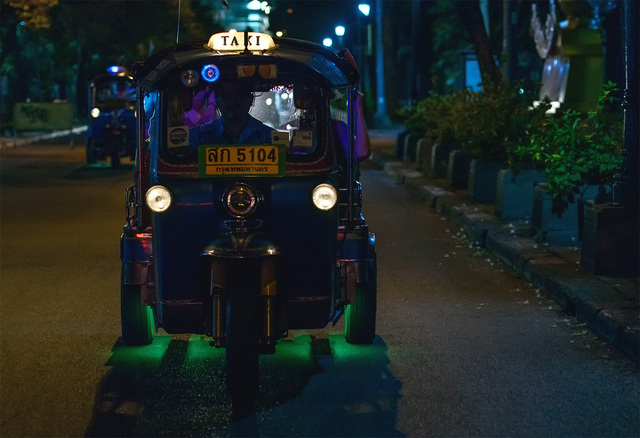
[
  {"x1": 110, "y1": 135, "x2": 121, "y2": 169},
  {"x1": 345, "y1": 256, "x2": 377, "y2": 344},
  {"x1": 121, "y1": 267, "x2": 154, "y2": 346}
]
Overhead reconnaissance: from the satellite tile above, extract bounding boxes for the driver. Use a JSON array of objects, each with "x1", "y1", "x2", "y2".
[{"x1": 189, "y1": 84, "x2": 272, "y2": 146}]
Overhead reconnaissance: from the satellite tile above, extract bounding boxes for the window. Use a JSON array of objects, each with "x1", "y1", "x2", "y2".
[{"x1": 161, "y1": 80, "x2": 324, "y2": 163}]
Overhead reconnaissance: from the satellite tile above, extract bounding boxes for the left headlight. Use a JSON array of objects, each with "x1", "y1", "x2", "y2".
[
  {"x1": 146, "y1": 185, "x2": 172, "y2": 213},
  {"x1": 312, "y1": 183, "x2": 338, "y2": 211}
]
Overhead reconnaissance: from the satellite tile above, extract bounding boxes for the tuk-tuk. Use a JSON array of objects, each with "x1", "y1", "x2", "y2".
[
  {"x1": 121, "y1": 30, "x2": 377, "y2": 411},
  {"x1": 87, "y1": 66, "x2": 136, "y2": 167}
]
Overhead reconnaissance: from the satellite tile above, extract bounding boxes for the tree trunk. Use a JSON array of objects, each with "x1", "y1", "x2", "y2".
[
  {"x1": 456, "y1": 0, "x2": 502, "y2": 84},
  {"x1": 76, "y1": 44, "x2": 87, "y2": 118}
]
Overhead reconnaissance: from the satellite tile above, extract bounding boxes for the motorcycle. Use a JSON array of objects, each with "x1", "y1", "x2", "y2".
[{"x1": 87, "y1": 67, "x2": 136, "y2": 167}]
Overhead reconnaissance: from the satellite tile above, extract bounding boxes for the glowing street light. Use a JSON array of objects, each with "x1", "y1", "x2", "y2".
[
  {"x1": 323, "y1": 38, "x2": 333, "y2": 47},
  {"x1": 335, "y1": 25, "x2": 345, "y2": 37},
  {"x1": 358, "y1": 3, "x2": 370, "y2": 16}
]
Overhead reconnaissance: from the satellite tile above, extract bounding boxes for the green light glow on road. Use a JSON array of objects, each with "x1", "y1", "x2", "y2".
[
  {"x1": 184, "y1": 335, "x2": 225, "y2": 363},
  {"x1": 106, "y1": 336, "x2": 171, "y2": 367}
]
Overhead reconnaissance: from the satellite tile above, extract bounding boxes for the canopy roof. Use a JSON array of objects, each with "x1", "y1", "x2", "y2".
[{"x1": 134, "y1": 32, "x2": 359, "y2": 90}]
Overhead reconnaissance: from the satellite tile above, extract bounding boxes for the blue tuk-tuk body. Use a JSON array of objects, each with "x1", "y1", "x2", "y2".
[
  {"x1": 120, "y1": 31, "x2": 376, "y2": 410},
  {"x1": 86, "y1": 67, "x2": 136, "y2": 166}
]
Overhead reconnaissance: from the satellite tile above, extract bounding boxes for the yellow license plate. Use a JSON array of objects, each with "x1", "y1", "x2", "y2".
[{"x1": 199, "y1": 144, "x2": 285, "y2": 177}]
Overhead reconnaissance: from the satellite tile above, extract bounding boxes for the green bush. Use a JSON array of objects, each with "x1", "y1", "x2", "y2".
[
  {"x1": 514, "y1": 82, "x2": 623, "y2": 216},
  {"x1": 397, "y1": 77, "x2": 549, "y2": 162}
]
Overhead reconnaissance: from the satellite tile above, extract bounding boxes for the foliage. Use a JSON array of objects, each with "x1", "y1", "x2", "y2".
[
  {"x1": 397, "y1": 77, "x2": 551, "y2": 162},
  {"x1": 429, "y1": 0, "x2": 469, "y2": 92},
  {"x1": 1, "y1": 0, "x2": 217, "y2": 122},
  {"x1": 397, "y1": 89, "x2": 471, "y2": 145},
  {"x1": 456, "y1": 78, "x2": 540, "y2": 162},
  {"x1": 514, "y1": 82, "x2": 623, "y2": 216},
  {"x1": 4, "y1": 0, "x2": 58, "y2": 29}
]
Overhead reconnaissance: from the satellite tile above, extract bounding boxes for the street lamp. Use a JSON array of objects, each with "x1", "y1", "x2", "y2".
[
  {"x1": 358, "y1": 3, "x2": 370, "y2": 17},
  {"x1": 323, "y1": 38, "x2": 333, "y2": 47},
  {"x1": 335, "y1": 25, "x2": 345, "y2": 47}
]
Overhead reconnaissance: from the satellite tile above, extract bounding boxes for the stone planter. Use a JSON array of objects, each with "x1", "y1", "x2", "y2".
[
  {"x1": 495, "y1": 169, "x2": 546, "y2": 220},
  {"x1": 395, "y1": 131, "x2": 409, "y2": 160},
  {"x1": 532, "y1": 183, "x2": 608, "y2": 246},
  {"x1": 403, "y1": 133, "x2": 420, "y2": 163},
  {"x1": 446, "y1": 150, "x2": 472, "y2": 189},
  {"x1": 581, "y1": 203, "x2": 639, "y2": 277},
  {"x1": 468, "y1": 159, "x2": 506, "y2": 204},
  {"x1": 416, "y1": 137, "x2": 433, "y2": 172},
  {"x1": 430, "y1": 143, "x2": 456, "y2": 178}
]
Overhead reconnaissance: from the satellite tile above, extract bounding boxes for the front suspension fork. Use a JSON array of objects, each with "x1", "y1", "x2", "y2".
[{"x1": 209, "y1": 257, "x2": 279, "y2": 351}]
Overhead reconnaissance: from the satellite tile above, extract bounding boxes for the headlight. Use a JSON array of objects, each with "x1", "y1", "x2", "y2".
[
  {"x1": 312, "y1": 183, "x2": 337, "y2": 210},
  {"x1": 91, "y1": 108, "x2": 100, "y2": 118},
  {"x1": 146, "y1": 185, "x2": 172, "y2": 213},
  {"x1": 224, "y1": 183, "x2": 257, "y2": 216}
]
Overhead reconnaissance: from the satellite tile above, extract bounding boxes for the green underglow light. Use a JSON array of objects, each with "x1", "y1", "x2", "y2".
[
  {"x1": 107, "y1": 336, "x2": 172, "y2": 367},
  {"x1": 184, "y1": 335, "x2": 225, "y2": 363}
]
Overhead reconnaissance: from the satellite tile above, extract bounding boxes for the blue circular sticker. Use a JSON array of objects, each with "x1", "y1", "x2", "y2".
[{"x1": 201, "y1": 64, "x2": 220, "y2": 83}]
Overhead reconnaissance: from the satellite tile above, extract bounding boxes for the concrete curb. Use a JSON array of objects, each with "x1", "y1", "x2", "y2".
[{"x1": 371, "y1": 148, "x2": 639, "y2": 364}]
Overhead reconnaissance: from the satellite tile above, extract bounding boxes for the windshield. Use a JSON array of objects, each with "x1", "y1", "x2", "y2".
[
  {"x1": 93, "y1": 77, "x2": 135, "y2": 109},
  {"x1": 159, "y1": 79, "x2": 325, "y2": 164}
]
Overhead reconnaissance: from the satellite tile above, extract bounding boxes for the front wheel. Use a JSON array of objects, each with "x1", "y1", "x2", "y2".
[
  {"x1": 121, "y1": 267, "x2": 154, "y2": 345},
  {"x1": 86, "y1": 138, "x2": 96, "y2": 164},
  {"x1": 345, "y1": 256, "x2": 377, "y2": 344},
  {"x1": 224, "y1": 260, "x2": 261, "y2": 419}
]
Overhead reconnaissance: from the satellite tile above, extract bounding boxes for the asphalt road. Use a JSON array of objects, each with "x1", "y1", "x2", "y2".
[{"x1": 0, "y1": 141, "x2": 638, "y2": 437}]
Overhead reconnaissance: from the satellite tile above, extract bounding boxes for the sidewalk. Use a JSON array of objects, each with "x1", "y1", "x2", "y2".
[
  {"x1": 0, "y1": 126, "x2": 87, "y2": 150},
  {"x1": 367, "y1": 128, "x2": 639, "y2": 364}
]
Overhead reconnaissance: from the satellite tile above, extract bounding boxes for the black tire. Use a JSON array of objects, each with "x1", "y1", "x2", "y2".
[
  {"x1": 225, "y1": 260, "x2": 260, "y2": 418},
  {"x1": 121, "y1": 267, "x2": 154, "y2": 346},
  {"x1": 86, "y1": 138, "x2": 97, "y2": 164},
  {"x1": 110, "y1": 137, "x2": 121, "y2": 169},
  {"x1": 345, "y1": 256, "x2": 377, "y2": 344}
]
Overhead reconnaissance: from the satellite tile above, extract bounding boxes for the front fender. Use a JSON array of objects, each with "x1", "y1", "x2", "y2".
[
  {"x1": 202, "y1": 232, "x2": 283, "y2": 259},
  {"x1": 121, "y1": 230, "x2": 152, "y2": 285}
]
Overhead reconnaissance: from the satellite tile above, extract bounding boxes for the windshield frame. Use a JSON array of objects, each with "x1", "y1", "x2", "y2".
[{"x1": 154, "y1": 71, "x2": 332, "y2": 167}]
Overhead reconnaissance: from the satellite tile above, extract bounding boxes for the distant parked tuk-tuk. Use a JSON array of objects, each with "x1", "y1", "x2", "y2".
[
  {"x1": 120, "y1": 30, "x2": 377, "y2": 413},
  {"x1": 86, "y1": 66, "x2": 136, "y2": 167}
]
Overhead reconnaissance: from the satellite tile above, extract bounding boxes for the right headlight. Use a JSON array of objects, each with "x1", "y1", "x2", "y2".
[
  {"x1": 146, "y1": 185, "x2": 172, "y2": 213},
  {"x1": 312, "y1": 183, "x2": 338, "y2": 211}
]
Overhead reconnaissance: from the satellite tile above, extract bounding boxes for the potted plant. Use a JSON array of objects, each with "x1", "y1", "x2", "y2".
[
  {"x1": 458, "y1": 79, "x2": 540, "y2": 203},
  {"x1": 398, "y1": 91, "x2": 470, "y2": 179},
  {"x1": 518, "y1": 82, "x2": 623, "y2": 244},
  {"x1": 495, "y1": 97, "x2": 551, "y2": 220}
]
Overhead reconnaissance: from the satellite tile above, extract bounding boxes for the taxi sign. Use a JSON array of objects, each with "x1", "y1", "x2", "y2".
[
  {"x1": 206, "y1": 31, "x2": 277, "y2": 52},
  {"x1": 199, "y1": 144, "x2": 286, "y2": 177}
]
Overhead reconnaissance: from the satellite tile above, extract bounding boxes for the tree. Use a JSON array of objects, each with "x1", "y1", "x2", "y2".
[
  {"x1": 1, "y1": 0, "x2": 215, "y2": 121},
  {"x1": 4, "y1": 0, "x2": 58, "y2": 29},
  {"x1": 455, "y1": 0, "x2": 502, "y2": 84}
]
